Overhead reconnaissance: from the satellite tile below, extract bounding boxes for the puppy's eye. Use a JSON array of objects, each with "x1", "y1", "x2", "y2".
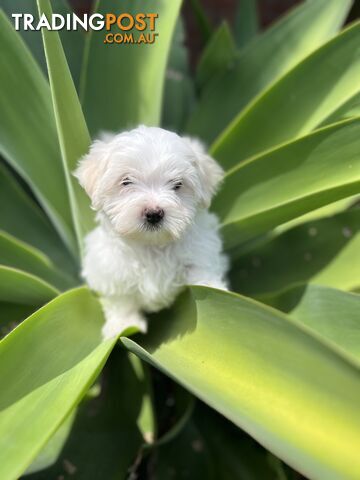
[
  {"x1": 121, "y1": 178, "x2": 132, "y2": 186},
  {"x1": 173, "y1": 181, "x2": 182, "y2": 191}
]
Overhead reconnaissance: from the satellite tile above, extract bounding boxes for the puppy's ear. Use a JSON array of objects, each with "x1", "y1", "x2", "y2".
[
  {"x1": 184, "y1": 137, "x2": 224, "y2": 208},
  {"x1": 73, "y1": 140, "x2": 109, "y2": 209}
]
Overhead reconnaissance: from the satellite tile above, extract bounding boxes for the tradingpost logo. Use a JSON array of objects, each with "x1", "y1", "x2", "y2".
[{"x1": 12, "y1": 12, "x2": 159, "y2": 45}]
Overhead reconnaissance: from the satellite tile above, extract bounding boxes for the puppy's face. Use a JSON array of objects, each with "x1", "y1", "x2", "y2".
[{"x1": 75, "y1": 126, "x2": 223, "y2": 245}]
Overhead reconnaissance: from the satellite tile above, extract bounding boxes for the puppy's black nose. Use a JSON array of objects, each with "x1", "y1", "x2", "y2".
[{"x1": 145, "y1": 208, "x2": 164, "y2": 225}]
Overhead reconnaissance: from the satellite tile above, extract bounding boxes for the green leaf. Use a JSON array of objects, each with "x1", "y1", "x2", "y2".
[
  {"x1": 230, "y1": 208, "x2": 360, "y2": 296},
  {"x1": 0, "y1": 287, "x2": 116, "y2": 480},
  {"x1": 162, "y1": 18, "x2": 194, "y2": 132},
  {"x1": 37, "y1": 0, "x2": 94, "y2": 254},
  {"x1": 262, "y1": 285, "x2": 360, "y2": 366},
  {"x1": 81, "y1": 0, "x2": 182, "y2": 135},
  {"x1": 129, "y1": 353, "x2": 156, "y2": 444},
  {"x1": 26, "y1": 348, "x2": 144, "y2": 480},
  {"x1": 0, "y1": 231, "x2": 76, "y2": 291},
  {"x1": 212, "y1": 119, "x2": 360, "y2": 252},
  {"x1": 212, "y1": 23, "x2": 360, "y2": 168},
  {"x1": 273, "y1": 195, "x2": 359, "y2": 235},
  {"x1": 186, "y1": 0, "x2": 352, "y2": 144},
  {"x1": 24, "y1": 410, "x2": 76, "y2": 476},
  {"x1": 319, "y1": 90, "x2": 360, "y2": 127},
  {"x1": 122, "y1": 286, "x2": 360, "y2": 480},
  {"x1": 1, "y1": 0, "x2": 85, "y2": 87},
  {"x1": 234, "y1": 0, "x2": 258, "y2": 48},
  {"x1": 1, "y1": 0, "x2": 47, "y2": 71},
  {"x1": 0, "y1": 11, "x2": 76, "y2": 255},
  {"x1": 196, "y1": 21, "x2": 236, "y2": 90},
  {"x1": 0, "y1": 266, "x2": 58, "y2": 306},
  {"x1": 188, "y1": 0, "x2": 213, "y2": 44},
  {"x1": 0, "y1": 163, "x2": 77, "y2": 276}
]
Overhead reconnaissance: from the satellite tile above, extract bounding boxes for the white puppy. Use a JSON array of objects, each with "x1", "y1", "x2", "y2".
[{"x1": 75, "y1": 125, "x2": 228, "y2": 339}]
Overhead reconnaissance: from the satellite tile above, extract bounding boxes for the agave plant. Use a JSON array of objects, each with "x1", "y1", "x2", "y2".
[{"x1": 0, "y1": 0, "x2": 359, "y2": 478}]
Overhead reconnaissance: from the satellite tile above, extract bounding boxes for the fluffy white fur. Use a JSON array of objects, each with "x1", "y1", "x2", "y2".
[{"x1": 74, "y1": 125, "x2": 228, "y2": 339}]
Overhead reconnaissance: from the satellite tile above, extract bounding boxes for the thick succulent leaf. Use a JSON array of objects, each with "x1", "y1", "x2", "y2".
[
  {"x1": 0, "y1": 164, "x2": 77, "y2": 276},
  {"x1": 129, "y1": 353, "x2": 156, "y2": 443},
  {"x1": 1, "y1": 0, "x2": 85, "y2": 87},
  {"x1": 234, "y1": 0, "x2": 258, "y2": 48},
  {"x1": 196, "y1": 22, "x2": 236, "y2": 90},
  {"x1": 230, "y1": 208, "x2": 360, "y2": 296},
  {"x1": 0, "y1": 231, "x2": 76, "y2": 291},
  {"x1": 319, "y1": 90, "x2": 360, "y2": 127},
  {"x1": 37, "y1": 0, "x2": 94, "y2": 253},
  {"x1": 81, "y1": 0, "x2": 182, "y2": 135},
  {"x1": 188, "y1": 0, "x2": 213, "y2": 44},
  {"x1": 0, "y1": 287, "x2": 116, "y2": 480},
  {"x1": 274, "y1": 195, "x2": 358, "y2": 235},
  {"x1": 162, "y1": 18, "x2": 194, "y2": 132},
  {"x1": 212, "y1": 23, "x2": 360, "y2": 168},
  {"x1": 262, "y1": 285, "x2": 360, "y2": 366},
  {"x1": 0, "y1": 11, "x2": 76, "y2": 255},
  {"x1": 312, "y1": 229, "x2": 360, "y2": 291},
  {"x1": 1, "y1": 0, "x2": 47, "y2": 70},
  {"x1": 24, "y1": 411, "x2": 76, "y2": 476},
  {"x1": 212, "y1": 119, "x2": 360, "y2": 252},
  {"x1": 186, "y1": 0, "x2": 353, "y2": 144},
  {"x1": 122, "y1": 286, "x2": 360, "y2": 480},
  {"x1": 26, "y1": 348, "x2": 144, "y2": 480},
  {"x1": 0, "y1": 266, "x2": 58, "y2": 306}
]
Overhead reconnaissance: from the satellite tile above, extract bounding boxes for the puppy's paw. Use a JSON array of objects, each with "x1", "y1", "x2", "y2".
[
  {"x1": 201, "y1": 279, "x2": 229, "y2": 291},
  {"x1": 212, "y1": 279, "x2": 229, "y2": 291},
  {"x1": 101, "y1": 310, "x2": 147, "y2": 340},
  {"x1": 101, "y1": 319, "x2": 123, "y2": 340},
  {"x1": 187, "y1": 271, "x2": 229, "y2": 291}
]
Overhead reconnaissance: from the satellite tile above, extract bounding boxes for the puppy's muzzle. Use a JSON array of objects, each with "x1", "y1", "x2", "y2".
[{"x1": 144, "y1": 207, "x2": 164, "y2": 225}]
